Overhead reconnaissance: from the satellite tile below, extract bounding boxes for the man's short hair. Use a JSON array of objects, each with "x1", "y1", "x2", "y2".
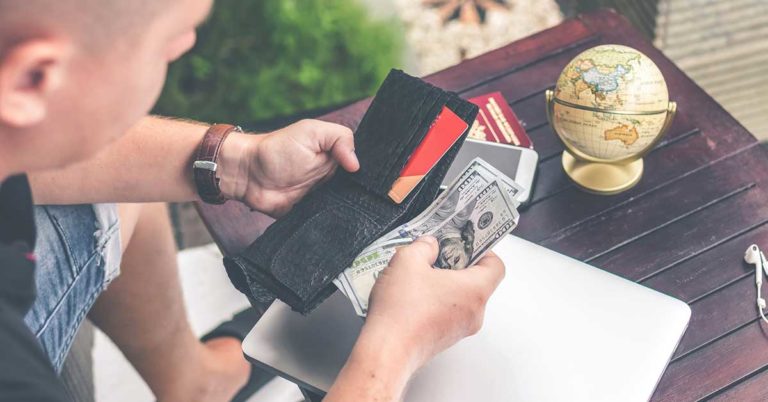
[{"x1": 0, "y1": 0, "x2": 167, "y2": 54}]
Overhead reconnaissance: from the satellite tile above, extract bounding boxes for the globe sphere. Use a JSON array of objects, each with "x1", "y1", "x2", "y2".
[{"x1": 549, "y1": 44, "x2": 673, "y2": 163}]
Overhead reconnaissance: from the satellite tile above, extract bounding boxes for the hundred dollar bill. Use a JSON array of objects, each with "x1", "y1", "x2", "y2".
[
  {"x1": 430, "y1": 157, "x2": 525, "y2": 214},
  {"x1": 336, "y1": 238, "x2": 412, "y2": 316},
  {"x1": 379, "y1": 158, "x2": 524, "y2": 243},
  {"x1": 431, "y1": 179, "x2": 518, "y2": 269},
  {"x1": 337, "y1": 177, "x2": 519, "y2": 316}
]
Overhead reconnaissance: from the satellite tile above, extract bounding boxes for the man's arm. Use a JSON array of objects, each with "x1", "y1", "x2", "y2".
[
  {"x1": 325, "y1": 323, "x2": 416, "y2": 401},
  {"x1": 30, "y1": 116, "x2": 209, "y2": 205},
  {"x1": 325, "y1": 237, "x2": 505, "y2": 401},
  {"x1": 29, "y1": 116, "x2": 358, "y2": 216}
]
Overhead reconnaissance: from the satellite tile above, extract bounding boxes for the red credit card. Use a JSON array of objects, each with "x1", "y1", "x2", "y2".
[
  {"x1": 388, "y1": 106, "x2": 468, "y2": 204},
  {"x1": 468, "y1": 92, "x2": 533, "y2": 148}
]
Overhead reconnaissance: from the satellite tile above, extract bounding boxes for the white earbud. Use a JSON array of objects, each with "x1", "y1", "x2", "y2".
[
  {"x1": 745, "y1": 244, "x2": 768, "y2": 321},
  {"x1": 746, "y1": 245, "x2": 763, "y2": 286}
]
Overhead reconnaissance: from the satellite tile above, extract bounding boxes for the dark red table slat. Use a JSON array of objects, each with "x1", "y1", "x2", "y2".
[
  {"x1": 642, "y1": 222, "x2": 768, "y2": 304},
  {"x1": 518, "y1": 127, "x2": 752, "y2": 238},
  {"x1": 541, "y1": 146, "x2": 766, "y2": 263},
  {"x1": 653, "y1": 323, "x2": 768, "y2": 401},
  {"x1": 710, "y1": 365, "x2": 768, "y2": 401},
  {"x1": 673, "y1": 276, "x2": 757, "y2": 360},
  {"x1": 197, "y1": 9, "x2": 768, "y2": 400}
]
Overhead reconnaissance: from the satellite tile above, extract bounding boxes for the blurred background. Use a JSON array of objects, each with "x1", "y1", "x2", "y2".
[{"x1": 86, "y1": 1, "x2": 768, "y2": 401}]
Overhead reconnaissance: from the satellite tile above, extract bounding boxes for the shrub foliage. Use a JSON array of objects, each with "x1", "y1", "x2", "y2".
[{"x1": 155, "y1": 0, "x2": 402, "y2": 124}]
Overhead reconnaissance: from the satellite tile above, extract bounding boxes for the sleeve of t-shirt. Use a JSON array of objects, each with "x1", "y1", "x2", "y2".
[{"x1": 0, "y1": 302, "x2": 70, "y2": 402}]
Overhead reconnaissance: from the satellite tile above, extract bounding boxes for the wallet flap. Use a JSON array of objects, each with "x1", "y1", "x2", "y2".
[{"x1": 342, "y1": 70, "x2": 453, "y2": 200}]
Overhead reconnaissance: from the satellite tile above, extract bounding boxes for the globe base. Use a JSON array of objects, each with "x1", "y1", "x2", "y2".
[{"x1": 561, "y1": 151, "x2": 643, "y2": 195}]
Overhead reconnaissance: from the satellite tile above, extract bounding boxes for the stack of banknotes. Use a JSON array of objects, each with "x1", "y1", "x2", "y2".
[{"x1": 334, "y1": 158, "x2": 524, "y2": 317}]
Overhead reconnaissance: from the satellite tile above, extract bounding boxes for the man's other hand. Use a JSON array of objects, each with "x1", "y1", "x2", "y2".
[
  {"x1": 366, "y1": 236, "x2": 505, "y2": 369},
  {"x1": 218, "y1": 119, "x2": 359, "y2": 217},
  {"x1": 325, "y1": 236, "x2": 505, "y2": 401}
]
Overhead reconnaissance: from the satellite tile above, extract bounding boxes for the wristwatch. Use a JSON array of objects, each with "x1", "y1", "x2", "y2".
[{"x1": 193, "y1": 124, "x2": 243, "y2": 204}]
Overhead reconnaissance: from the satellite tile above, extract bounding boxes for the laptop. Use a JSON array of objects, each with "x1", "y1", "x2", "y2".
[{"x1": 242, "y1": 235, "x2": 691, "y2": 401}]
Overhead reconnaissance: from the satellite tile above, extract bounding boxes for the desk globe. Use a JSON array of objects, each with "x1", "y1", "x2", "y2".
[{"x1": 545, "y1": 44, "x2": 676, "y2": 194}]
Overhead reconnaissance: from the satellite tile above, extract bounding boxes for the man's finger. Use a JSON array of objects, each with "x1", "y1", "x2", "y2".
[
  {"x1": 331, "y1": 133, "x2": 359, "y2": 173},
  {"x1": 461, "y1": 251, "x2": 505, "y2": 291},
  {"x1": 390, "y1": 236, "x2": 439, "y2": 268},
  {"x1": 315, "y1": 122, "x2": 359, "y2": 173}
]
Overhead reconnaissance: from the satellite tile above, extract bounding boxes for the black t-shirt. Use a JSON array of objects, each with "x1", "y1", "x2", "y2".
[{"x1": 0, "y1": 175, "x2": 68, "y2": 402}]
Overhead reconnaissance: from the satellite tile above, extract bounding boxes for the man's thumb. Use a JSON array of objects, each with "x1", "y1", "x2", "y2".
[{"x1": 403, "y1": 236, "x2": 439, "y2": 265}]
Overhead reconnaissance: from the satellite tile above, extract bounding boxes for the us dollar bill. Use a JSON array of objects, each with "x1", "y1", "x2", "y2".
[
  {"x1": 431, "y1": 179, "x2": 518, "y2": 269},
  {"x1": 379, "y1": 158, "x2": 524, "y2": 243},
  {"x1": 376, "y1": 179, "x2": 518, "y2": 269},
  {"x1": 336, "y1": 238, "x2": 412, "y2": 316},
  {"x1": 335, "y1": 158, "x2": 521, "y2": 316}
]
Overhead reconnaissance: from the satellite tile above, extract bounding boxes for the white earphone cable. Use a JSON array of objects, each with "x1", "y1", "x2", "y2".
[
  {"x1": 760, "y1": 251, "x2": 768, "y2": 324},
  {"x1": 759, "y1": 281, "x2": 768, "y2": 324}
]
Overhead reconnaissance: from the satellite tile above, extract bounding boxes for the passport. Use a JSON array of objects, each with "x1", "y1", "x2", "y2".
[{"x1": 468, "y1": 92, "x2": 533, "y2": 148}]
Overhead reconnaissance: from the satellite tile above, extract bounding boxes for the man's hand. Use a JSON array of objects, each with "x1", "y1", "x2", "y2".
[
  {"x1": 325, "y1": 236, "x2": 505, "y2": 401},
  {"x1": 218, "y1": 119, "x2": 359, "y2": 217},
  {"x1": 367, "y1": 236, "x2": 505, "y2": 368}
]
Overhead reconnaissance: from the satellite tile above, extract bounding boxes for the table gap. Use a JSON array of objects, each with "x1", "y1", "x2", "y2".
[
  {"x1": 528, "y1": 125, "x2": 703, "y2": 203},
  {"x1": 531, "y1": 142, "x2": 753, "y2": 235},
  {"x1": 703, "y1": 363, "x2": 768, "y2": 401},
  {"x1": 675, "y1": 318, "x2": 758, "y2": 364},
  {"x1": 583, "y1": 183, "x2": 755, "y2": 263},
  {"x1": 508, "y1": 84, "x2": 555, "y2": 106},
  {"x1": 639, "y1": 219, "x2": 768, "y2": 285}
]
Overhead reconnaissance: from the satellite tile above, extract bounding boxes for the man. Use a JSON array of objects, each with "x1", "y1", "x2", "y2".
[{"x1": 0, "y1": 1, "x2": 505, "y2": 402}]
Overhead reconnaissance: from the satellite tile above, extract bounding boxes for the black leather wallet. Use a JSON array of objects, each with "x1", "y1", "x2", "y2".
[{"x1": 224, "y1": 70, "x2": 479, "y2": 313}]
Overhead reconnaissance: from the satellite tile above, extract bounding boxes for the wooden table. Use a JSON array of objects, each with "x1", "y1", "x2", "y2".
[{"x1": 198, "y1": 9, "x2": 768, "y2": 401}]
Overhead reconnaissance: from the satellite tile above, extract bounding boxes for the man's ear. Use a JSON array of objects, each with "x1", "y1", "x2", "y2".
[{"x1": 0, "y1": 39, "x2": 70, "y2": 127}]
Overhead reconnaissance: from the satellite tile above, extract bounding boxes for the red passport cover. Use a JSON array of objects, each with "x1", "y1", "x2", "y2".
[{"x1": 468, "y1": 92, "x2": 533, "y2": 148}]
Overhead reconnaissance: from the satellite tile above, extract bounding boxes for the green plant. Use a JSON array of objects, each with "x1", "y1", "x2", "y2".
[{"x1": 154, "y1": 0, "x2": 402, "y2": 124}]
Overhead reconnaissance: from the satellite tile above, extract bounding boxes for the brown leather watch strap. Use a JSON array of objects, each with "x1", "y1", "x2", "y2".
[{"x1": 193, "y1": 124, "x2": 242, "y2": 204}]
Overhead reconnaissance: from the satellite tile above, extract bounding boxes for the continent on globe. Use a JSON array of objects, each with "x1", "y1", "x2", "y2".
[
  {"x1": 556, "y1": 46, "x2": 647, "y2": 109},
  {"x1": 580, "y1": 65, "x2": 629, "y2": 101},
  {"x1": 604, "y1": 124, "x2": 639, "y2": 146}
]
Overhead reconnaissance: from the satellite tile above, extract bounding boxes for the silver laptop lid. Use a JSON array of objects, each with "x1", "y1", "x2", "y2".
[{"x1": 243, "y1": 235, "x2": 690, "y2": 402}]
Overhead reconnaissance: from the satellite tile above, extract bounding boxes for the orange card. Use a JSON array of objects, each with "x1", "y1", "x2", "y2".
[{"x1": 388, "y1": 106, "x2": 469, "y2": 204}]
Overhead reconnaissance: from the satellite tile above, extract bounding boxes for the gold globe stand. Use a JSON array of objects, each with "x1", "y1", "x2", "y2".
[
  {"x1": 545, "y1": 90, "x2": 677, "y2": 195},
  {"x1": 561, "y1": 151, "x2": 643, "y2": 195}
]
